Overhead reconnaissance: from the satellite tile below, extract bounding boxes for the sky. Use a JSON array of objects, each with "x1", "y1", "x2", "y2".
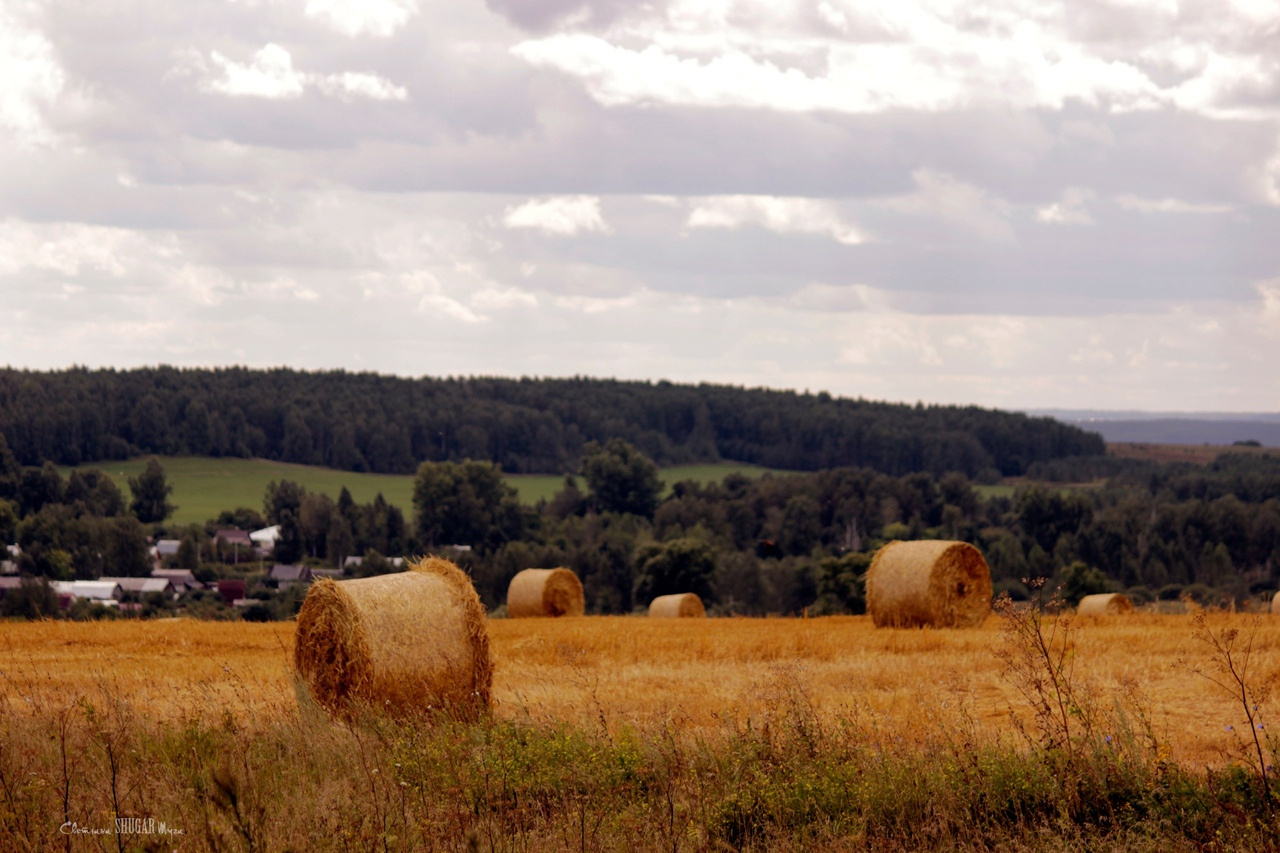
[{"x1": 1, "y1": 0, "x2": 1279, "y2": 412}]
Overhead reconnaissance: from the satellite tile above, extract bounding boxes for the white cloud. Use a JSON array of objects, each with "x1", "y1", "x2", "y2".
[
  {"x1": 502, "y1": 196, "x2": 612, "y2": 235},
  {"x1": 788, "y1": 283, "x2": 876, "y2": 312},
  {"x1": 305, "y1": 0, "x2": 420, "y2": 37},
  {"x1": 0, "y1": 220, "x2": 171, "y2": 277},
  {"x1": 199, "y1": 44, "x2": 407, "y2": 101},
  {"x1": 555, "y1": 293, "x2": 640, "y2": 313},
  {"x1": 885, "y1": 170, "x2": 1014, "y2": 241},
  {"x1": 207, "y1": 44, "x2": 307, "y2": 99},
  {"x1": 510, "y1": 4, "x2": 1279, "y2": 121},
  {"x1": 419, "y1": 294, "x2": 484, "y2": 323},
  {"x1": 1036, "y1": 188, "x2": 1095, "y2": 225},
  {"x1": 687, "y1": 196, "x2": 863, "y2": 244},
  {"x1": 471, "y1": 286, "x2": 538, "y2": 310},
  {"x1": 314, "y1": 72, "x2": 408, "y2": 101},
  {"x1": 0, "y1": 4, "x2": 66, "y2": 146},
  {"x1": 1115, "y1": 195, "x2": 1233, "y2": 214}
]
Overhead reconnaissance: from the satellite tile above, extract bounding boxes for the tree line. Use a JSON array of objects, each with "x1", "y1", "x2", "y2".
[{"x1": 0, "y1": 367, "x2": 1104, "y2": 478}]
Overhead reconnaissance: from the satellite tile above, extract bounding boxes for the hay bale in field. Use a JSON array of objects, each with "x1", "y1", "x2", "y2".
[
  {"x1": 506, "y1": 568, "x2": 584, "y2": 618},
  {"x1": 293, "y1": 556, "x2": 491, "y2": 718},
  {"x1": 1076, "y1": 592, "x2": 1133, "y2": 615},
  {"x1": 647, "y1": 593, "x2": 706, "y2": 618},
  {"x1": 866, "y1": 540, "x2": 992, "y2": 628},
  {"x1": 1271, "y1": 591, "x2": 1280, "y2": 614}
]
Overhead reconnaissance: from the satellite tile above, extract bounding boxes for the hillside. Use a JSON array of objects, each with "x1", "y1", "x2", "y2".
[
  {"x1": 1, "y1": 367, "x2": 1104, "y2": 479},
  {"x1": 60, "y1": 457, "x2": 791, "y2": 526}
]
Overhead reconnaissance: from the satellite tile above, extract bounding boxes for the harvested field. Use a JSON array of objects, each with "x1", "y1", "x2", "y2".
[{"x1": 1, "y1": 613, "x2": 1274, "y2": 768}]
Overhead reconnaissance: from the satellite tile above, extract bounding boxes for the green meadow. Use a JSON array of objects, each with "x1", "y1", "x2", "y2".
[{"x1": 62, "y1": 457, "x2": 794, "y2": 526}]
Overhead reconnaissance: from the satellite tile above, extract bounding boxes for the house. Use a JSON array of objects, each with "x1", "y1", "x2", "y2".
[
  {"x1": 268, "y1": 564, "x2": 312, "y2": 590},
  {"x1": 99, "y1": 577, "x2": 176, "y2": 598},
  {"x1": 155, "y1": 539, "x2": 181, "y2": 558},
  {"x1": 310, "y1": 567, "x2": 342, "y2": 580},
  {"x1": 214, "y1": 529, "x2": 254, "y2": 563},
  {"x1": 51, "y1": 580, "x2": 123, "y2": 606},
  {"x1": 0, "y1": 576, "x2": 24, "y2": 597},
  {"x1": 151, "y1": 569, "x2": 203, "y2": 593},
  {"x1": 249, "y1": 525, "x2": 280, "y2": 553},
  {"x1": 216, "y1": 579, "x2": 247, "y2": 605}
]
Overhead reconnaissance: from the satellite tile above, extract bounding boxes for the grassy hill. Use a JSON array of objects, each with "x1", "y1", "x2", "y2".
[{"x1": 62, "y1": 457, "x2": 792, "y2": 526}]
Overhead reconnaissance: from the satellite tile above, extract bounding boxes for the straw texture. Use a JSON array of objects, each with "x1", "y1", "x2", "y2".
[
  {"x1": 1076, "y1": 592, "x2": 1133, "y2": 615},
  {"x1": 648, "y1": 593, "x2": 706, "y2": 618},
  {"x1": 866, "y1": 540, "x2": 992, "y2": 628},
  {"x1": 293, "y1": 556, "x2": 491, "y2": 718},
  {"x1": 506, "y1": 568, "x2": 585, "y2": 618}
]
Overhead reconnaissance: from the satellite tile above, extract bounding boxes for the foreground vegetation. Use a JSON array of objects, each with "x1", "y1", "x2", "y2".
[{"x1": 4, "y1": 609, "x2": 1280, "y2": 850}]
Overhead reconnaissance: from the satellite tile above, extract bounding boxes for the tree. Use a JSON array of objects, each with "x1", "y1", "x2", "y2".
[
  {"x1": 413, "y1": 460, "x2": 525, "y2": 552},
  {"x1": 633, "y1": 538, "x2": 716, "y2": 605},
  {"x1": 128, "y1": 458, "x2": 175, "y2": 523},
  {"x1": 263, "y1": 480, "x2": 305, "y2": 564},
  {"x1": 1061, "y1": 561, "x2": 1112, "y2": 607},
  {"x1": 581, "y1": 439, "x2": 663, "y2": 519},
  {"x1": 1, "y1": 576, "x2": 59, "y2": 619}
]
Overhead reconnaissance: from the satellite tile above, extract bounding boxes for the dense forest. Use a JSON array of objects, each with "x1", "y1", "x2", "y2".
[
  {"x1": 4, "y1": 429, "x2": 1279, "y2": 618},
  {"x1": 0, "y1": 367, "x2": 1103, "y2": 478}
]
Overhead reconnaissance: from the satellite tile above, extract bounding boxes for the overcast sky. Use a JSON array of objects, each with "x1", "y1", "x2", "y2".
[{"x1": 2, "y1": 0, "x2": 1278, "y2": 411}]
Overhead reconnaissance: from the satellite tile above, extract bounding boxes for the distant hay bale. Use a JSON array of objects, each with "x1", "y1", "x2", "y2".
[
  {"x1": 293, "y1": 556, "x2": 491, "y2": 718},
  {"x1": 866, "y1": 540, "x2": 992, "y2": 628},
  {"x1": 506, "y1": 568, "x2": 584, "y2": 618},
  {"x1": 1077, "y1": 592, "x2": 1133, "y2": 615},
  {"x1": 647, "y1": 593, "x2": 706, "y2": 618},
  {"x1": 1273, "y1": 591, "x2": 1280, "y2": 614}
]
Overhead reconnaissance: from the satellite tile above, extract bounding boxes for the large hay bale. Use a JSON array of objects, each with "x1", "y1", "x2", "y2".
[
  {"x1": 866, "y1": 540, "x2": 992, "y2": 628},
  {"x1": 1272, "y1": 590, "x2": 1280, "y2": 614},
  {"x1": 293, "y1": 556, "x2": 491, "y2": 718},
  {"x1": 506, "y1": 568, "x2": 584, "y2": 618},
  {"x1": 1076, "y1": 592, "x2": 1133, "y2": 615},
  {"x1": 648, "y1": 593, "x2": 706, "y2": 618}
]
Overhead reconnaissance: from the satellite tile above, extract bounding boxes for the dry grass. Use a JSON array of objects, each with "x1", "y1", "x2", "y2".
[{"x1": 3, "y1": 613, "x2": 1279, "y2": 768}]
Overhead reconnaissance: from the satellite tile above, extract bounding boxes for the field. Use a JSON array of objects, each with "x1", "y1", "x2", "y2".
[
  {"x1": 3, "y1": 613, "x2": 1270, "y2": 767},
  {"x1": 5, "y1": 612, "x2": 1280, "y2": 849},
  {"x1": 61, "y1": 457, "x2": 791, "y2": 525}
]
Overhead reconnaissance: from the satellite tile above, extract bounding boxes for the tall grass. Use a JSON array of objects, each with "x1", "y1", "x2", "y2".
[{"x1": 1, "y1": 665, "x2": 1276, "y2": 851}]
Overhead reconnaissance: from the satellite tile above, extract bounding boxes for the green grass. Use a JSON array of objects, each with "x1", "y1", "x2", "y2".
[{"x1": 62, "y1": 458, "x2": 793, "y2": 525}]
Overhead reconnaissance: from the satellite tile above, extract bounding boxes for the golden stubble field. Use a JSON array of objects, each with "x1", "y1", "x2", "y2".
[{"x1": 2, "y1": 613, "x2": 1277, "y2": 768}]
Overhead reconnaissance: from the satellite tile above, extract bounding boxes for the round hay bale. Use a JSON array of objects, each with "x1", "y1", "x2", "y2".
[
  {"x1": 1076, "y1": 592, "x2": 1133, "y2": 615},
  {"x1": 1272, "y1": 590, "x2": 1280, "y2": 614},
  {"x1": 866, "y1": 540, "x2": 992, "y2": 628},
  {"x1": 506, "y1": 568, "x2": 584, "y2": 618},
  {"x1": 293, "y1": 556, "x2": 491, "y2": 718},
  {"x1": 647, "y1": 593, "x2": 706, "y2": 618}
]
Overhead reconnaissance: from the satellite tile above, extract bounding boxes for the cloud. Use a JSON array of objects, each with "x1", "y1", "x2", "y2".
[
  {"x1": 304, "y1": 0, "x2": 420, "y2": 38},
  {"x1": 471, "y1": 285, "x2": 538, "y2": 310},
  {"x1": 0, "y1": 219, "x2": 172, "y2": 277},
  {"x1": 687, "y1": 196, "x2": 863, "y2": 244},
  {"x1": 0, "y1": 4, "x2": 66, "y2": 146},
  {"x1": 199, "y1": 44, "x2": 407, "y2": 101},
  {"x1": 885, "y1": 170, "x2": 1014, "y2": 241},
  {"x1": 418, "y1": 293, "x2": 484, "y2": 322},
  {"x1": 314, "y1": 72, "x2": 408, "y2": 102},
  {"x1": 1115, "y1": 195, "x2": 1234, "y2": 214},
  {"x1": 1036, "y1": 188, "x2": 1095, "y2": 225},
  {"x1": 502, "y1": 195, "x2": 612, "y2": 235},
  {"x1": 206, "y1": 44, "x2": 308, "y2": 99}
]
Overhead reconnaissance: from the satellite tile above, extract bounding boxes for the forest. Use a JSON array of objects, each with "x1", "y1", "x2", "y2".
[
  {"x1": 3, "y1": 423, "x2": 1279, "y2": 619},
  {"x1": 0, "y1": 367, "x2": 1103, "y2": 478}
]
